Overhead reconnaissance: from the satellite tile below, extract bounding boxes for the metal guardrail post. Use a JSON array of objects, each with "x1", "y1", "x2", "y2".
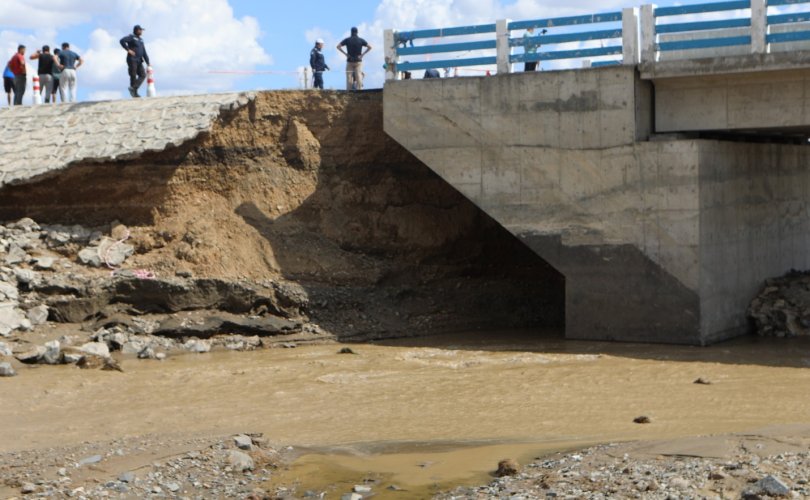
[
  {"x1": 640, "y1": 4, "x2": 657, "y2": 63},
  {"x1": 496, "y1": 19, "x2": 512, "y2": 74},
  {"x1": 384, "y1": 29, "x2": 399, "y2": 80},
  {"x1": 622, "y1": 7, "x2": 640, "y2": 64},
  {"x1": 750, "y1": 0, "x2": 767, "y2": 53}
]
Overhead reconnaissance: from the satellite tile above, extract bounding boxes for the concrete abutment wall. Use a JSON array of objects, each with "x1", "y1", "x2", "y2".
[{"x1": 383, "y1": 66, "x2": 810, "y2": 344}]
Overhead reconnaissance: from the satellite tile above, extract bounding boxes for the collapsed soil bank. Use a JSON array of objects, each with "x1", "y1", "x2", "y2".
[{"x1": 0, "y1": 91, "x2": 563, "y2": 339}]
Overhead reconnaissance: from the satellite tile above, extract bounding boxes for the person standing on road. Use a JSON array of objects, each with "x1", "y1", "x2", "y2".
[
  {"x1": 119, "y1": 25, "x2": 150, "y2": 98},
  {"x1": 56, "y1": 42, "x2": 82, "y2": 102},
  {"x1": 30, "y1": 45, "x2": 56, "y2": 103},
  {"x1": 337, "y1": 27, "x2": 372, "y2": 90},
  {"x1": 7, "y1": 45, "x2": 27, "y2": 106},
  {"x1": 51, "y1": 48, "x2": 62, "y2": 103},
  {"x1": 310, "y1": 38, "x2": 329, "y2": 89},
  {"x1": 3, "y1": 63, "x2": 14, "y2": 106}
]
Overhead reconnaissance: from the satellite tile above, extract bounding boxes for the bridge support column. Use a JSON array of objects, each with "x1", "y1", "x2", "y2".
[
  {"x1": 622, "y1": 8, "x2": 640, "y2": 65},
  {"x1": 640, "y1": 4, "x2": 656, "y2": 64},
  {"x1": 496, "y1": 19, "x2": 512, "y2": 75},
  {"x1": 751, "y1": 0, "x2": 767, "y2": 54}
]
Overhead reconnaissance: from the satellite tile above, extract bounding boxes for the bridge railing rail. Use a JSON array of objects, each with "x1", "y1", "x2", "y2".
[{"x1": 384, "y1": 0, "x2": 810, "y2": 80}]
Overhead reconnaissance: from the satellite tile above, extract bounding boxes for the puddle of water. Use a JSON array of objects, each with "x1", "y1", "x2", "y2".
[{"x1": 3, "y1": 330, "x2": 810, "y2": 494}]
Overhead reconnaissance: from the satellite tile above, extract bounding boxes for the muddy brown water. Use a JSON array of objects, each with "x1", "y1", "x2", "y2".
[{"x1": 3, "y1": 330, "x2": 810, "y2": 496}]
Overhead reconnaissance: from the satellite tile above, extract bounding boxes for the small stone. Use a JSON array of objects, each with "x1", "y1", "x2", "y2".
[
  {"x1": 5, "y1": 245, "x2": 28, "y2": 265},
  {"x1": 21, "y1": 482, "x2": 37, "y2": 493},
  {"x1": 495, "y1": 458, "x2": 519, "y2": 477},
  {"x1": 234, "y1": 434, "x2": 253, "y2": 450},
  {"x1": 137, "y1": 346, "x2": 157, "y2": 359},
  {"x1": 57, "y1": 467, "x2": 67, "y2": 477},
  {"x1": 13, "y1": 268, "x2": 37, "y2": 284},
  {"x1": 694, "y1": 377, "x2": 712, "y2": 385},
  {"x1": 0, "y1": 304, "x2": 26, "y2": 336},
  {"x1": 338, "y1": 347, "x2": 357, "y2": 355},
  {"x1": 42, "y1": 340, "x2": 62, "y2": 365},
  {"x1": 227, "y1": 450, "x2": 254, "y2": 472},
  {"x1": 0, "y1": 282, "x2": 19, "y2": 301},
  {"x1": 63, "y1": 352, "x2": 83, "y2": 364},
  {"x1": 669, "y1": 477, "x2": 691, "y2": 490},
  {"x1": 78, "y1": 454, "x2": 103, "y2": 466},
  {"x1": 152, "y1": 485, "x2": 163, "y2": 494},
  {"x1": 33, "y1": 256, "x2": 55, "y2": 270},
  {"x1": 755, "y1": 475, "x2": 790, "y2": 496},
  {"x1": 15, "y1": 345, "x2": 45, "y2": 364},
  {"x1": 164, "y1": 481, "x2": 180, "y2": 492},
  {"x1": 633, "y1": 416, "x2": 652, "y2": 424},
  {"x1": 78, "y1": 247, "x2": 103, "y2": 267},
  {"x1": 184, "y1": 339, "x2": 211, "y2": 353},
  {"x1": 0, "y1": 361, "x2": 16, "y2": 377},
  {"x1": 0, "y1": 341, "x2": 12, "y2": 357},
  {"x1": 118, "y1": 472, "x2": 135, "y2": 483},
  {"x1": 79, "y1": 342, "x2": 111, "y2": 358},
  {"x1": 709, "y1": 471, "x2": 727, "y2": 480},
  {"x1": 26, "y1": 305, "x2": 49, "y2": 326},
  {"x1": 353, "y1": 485, "x2": 372, "y2": 493},
  {"x1": 341, "y1": 494, "x2": 362, "y2": 500},
  {"x1": 121, "y1": 339, "x2": 146, "y2": 355}
]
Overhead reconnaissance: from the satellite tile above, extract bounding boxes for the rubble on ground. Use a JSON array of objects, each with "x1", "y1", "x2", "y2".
[
  {"x1": 749, "y1": 270, "x2": 810, "y2": 337},
  {"x1": 0, "y1": 217, "x2": 332, "y2": 376}
]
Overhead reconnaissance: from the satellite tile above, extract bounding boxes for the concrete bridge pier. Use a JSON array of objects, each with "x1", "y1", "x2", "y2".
[{"x1": 383, "y1": 65, "x2": 810, "y2": 345}]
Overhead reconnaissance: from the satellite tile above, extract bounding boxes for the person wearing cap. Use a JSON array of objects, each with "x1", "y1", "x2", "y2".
[
  {"x1": 7, "y1": 45, "x2": 26, "y2": 106},
  {"x1": 30, "y1": 45, "x2": 56, "y2": 103},
  {"x1": 120, "y1": 24, "x2": 150, "y2": 98},
  {"x1": 310, "y1": 38, "x2": 329, "y2": 89},
  {"x1": 337, "y1": 27, "x2": 372, "y2": 91}
]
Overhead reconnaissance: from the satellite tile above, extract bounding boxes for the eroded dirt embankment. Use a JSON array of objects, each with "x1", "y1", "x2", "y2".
[{"x1": 0, "y1": 91, "x2": 563, "y2": 340}]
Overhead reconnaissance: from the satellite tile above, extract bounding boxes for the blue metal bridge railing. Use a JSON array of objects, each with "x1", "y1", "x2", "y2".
[{"x1": 383, "y1": 0, "x2": 810, "y2": 80}]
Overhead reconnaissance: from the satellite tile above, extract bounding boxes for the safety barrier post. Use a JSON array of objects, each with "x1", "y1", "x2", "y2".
[
  {"x1": 640, "y1": 4, "x2": 657, "y2": 63},
  {"x1": 496, "y1": 19, "x2": 512, "y2": 75},
  {"x1": 146, "y1": 66, "x2": 156, "y2": 97},
  {"x1": 32, "y1": 75, "x2": 41, "y2": 105},
  {"x1": 384, "y1": 29, "x2": 398, "y2": 81},
  {"x1": 622, "y1": 8, "x2": 640, "y2": 64},
  {"x1": 751, "y1": 0, "x2": 767, "y2": 54}
]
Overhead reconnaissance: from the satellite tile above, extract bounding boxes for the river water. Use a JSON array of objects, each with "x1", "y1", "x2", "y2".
[{"x1": 2, "y1": 330, "x2": 810, "y2": 496}]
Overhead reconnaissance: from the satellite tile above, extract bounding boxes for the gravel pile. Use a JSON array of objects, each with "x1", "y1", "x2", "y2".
[{"x1": 438, "y1": 443, "x2": 809, "y2": 499}]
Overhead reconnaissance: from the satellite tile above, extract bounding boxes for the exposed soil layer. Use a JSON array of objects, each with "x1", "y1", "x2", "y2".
[{"x1": 0, "y1": 91, "x2": 564, "y2": 340}]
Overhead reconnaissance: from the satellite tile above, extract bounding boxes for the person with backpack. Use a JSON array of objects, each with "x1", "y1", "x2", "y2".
[
  {"x1": 337, "y1": 27, "x2": 372, "y2": 90},
  {"x1": 3, "y1": 63, "x2": 14, "y2": 106}
]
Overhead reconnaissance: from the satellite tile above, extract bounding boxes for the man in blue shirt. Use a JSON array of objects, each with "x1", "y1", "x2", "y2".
[
  {"x1": 56, "y1": 42, "x2": 82, "y2": 102},
  {"x1": 310, "y1": 39, "x2": 329, "y2": 89},
  {"x1": 3, "y1": 63, "x2": 14, "y2": 106},
  {"x1": 337, "y1": 27, "x2": 372, "y2": 90},
  {"x1": 120, "y1": 25, "x2": 150, "y2": 98}
]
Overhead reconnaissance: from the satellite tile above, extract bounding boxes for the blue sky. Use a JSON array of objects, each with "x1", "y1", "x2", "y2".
[{"x1": 0, "y1": 0, "x2": 751, "y2": 104}]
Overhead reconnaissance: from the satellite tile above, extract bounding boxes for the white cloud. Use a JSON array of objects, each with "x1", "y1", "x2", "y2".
[{"x1": 0, "y1": 0, "x2": 271, "y2": 100}]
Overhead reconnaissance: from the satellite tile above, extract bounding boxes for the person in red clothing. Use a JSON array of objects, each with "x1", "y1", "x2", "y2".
[{"x1": 7, "y1": 45, "x2": 26, "y2": 106}]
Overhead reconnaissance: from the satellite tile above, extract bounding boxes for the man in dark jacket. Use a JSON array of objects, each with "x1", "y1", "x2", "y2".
[
  {"x1": 120, "y1": 24, "x2": 150, "y2": 98},
  {"x1": 310, "y1": 39, "x2": 329, "y2": 89}
]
